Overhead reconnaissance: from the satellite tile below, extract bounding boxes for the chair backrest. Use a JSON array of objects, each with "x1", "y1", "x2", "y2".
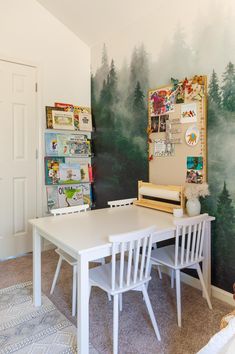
[
  {"x1": 50, "y1": 204, "x2": 89, "y2": 216},
  {"x1": 174, "y1": 213, "x2": 208, "y2": 267},
  {"x1": 109, "y1": 226, "x2": 155, "y2": 292},
  {"x1": 107, "y1": 197, "x2": 137, "y2": 208}
]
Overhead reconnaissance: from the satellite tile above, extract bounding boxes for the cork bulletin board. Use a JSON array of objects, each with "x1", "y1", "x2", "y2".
[{"x1": 148, "y1": 76, "x2": 207, "y2": 186}]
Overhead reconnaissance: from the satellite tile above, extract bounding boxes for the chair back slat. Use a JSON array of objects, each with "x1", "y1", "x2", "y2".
[
  {"x1": 119, "y1": 242, "x2": 125, "y2": 288},
  {"x1": 185, "y1": 224, "x2": 192, "y2": 264},
  {"x1": 107, "y1": 198, "x2": 137, "y2": 208},
  {"x1": 191, "y1": 223, "x2": 197, "y2": 262},
  {"x1": 133, "y1": 238, "x2": 141, "y2": 283},
  {"x1": 145, "y1": 234, "x2": 153, "y2": 278},
  {"x1": 199, "y1": 221, "x2": 206, "y2": 258},
  {"x1": 180, "y1": 226, "x2": 186, "y2": 265},
  {"x1": 126, "y1": 241, "x2": 133, "y2": 286},
  {"x1": 174, "y1": 214, "x2": 208, "y2": 267},
  {"x1": 195, "y1": 222, "x2": 201, "y2": 259},
  {"x1": 109, "y1": 226, "x2": 155, "y2": 291},
  {"x1": 140, "y1": 236, "x2": 148, "y2": 281},
  {"x1": 50, "y1": 204, "x2": 89, "y2": 216},
  {"x1": 111, "y1": 244, "x2": 116, "y2": 291}
]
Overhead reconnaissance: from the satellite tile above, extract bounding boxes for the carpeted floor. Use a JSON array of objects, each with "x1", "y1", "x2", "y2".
[
  {"x1": 0, "y1": 250, "x2": 233, "y2": 354},
  {"x1": 0, "y1": 281, "x2": 98, "y2": 354}
]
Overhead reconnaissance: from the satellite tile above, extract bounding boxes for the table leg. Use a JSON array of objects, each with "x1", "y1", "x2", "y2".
[
  {"x1": 77, "y1": 254, "x2": 89, "y2": 354},
  {"x1": 33, "y1": 227, "x2": 42, "y2": 306},
  {"x1": 202, "y1": 221, "x2": 212, "y2": 298}
]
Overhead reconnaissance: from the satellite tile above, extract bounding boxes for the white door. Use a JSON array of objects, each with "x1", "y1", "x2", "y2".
[{"x1": 0, "y1": 60, "x2": 37, "y2": 259}]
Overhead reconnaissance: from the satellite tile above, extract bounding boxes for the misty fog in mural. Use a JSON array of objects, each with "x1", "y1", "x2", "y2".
[{"x1": 91, "y1": 2, "x2": 235, "y2": 292}]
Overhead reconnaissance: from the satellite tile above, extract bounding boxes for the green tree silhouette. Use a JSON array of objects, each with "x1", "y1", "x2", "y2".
[
  {"x1": 209, "y1": 69, "x2": 221, "y2": 106},
  {"x1": 214, "y1": 182, "x2": 235, "y2": 290},
  {"x1": 132, "y1": 81, "x2": 147, "y2": 136},
  {"x1": 221, "y1": 62, "x2": 235, "y2": 112}
]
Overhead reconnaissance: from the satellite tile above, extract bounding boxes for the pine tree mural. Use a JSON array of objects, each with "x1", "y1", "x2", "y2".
[
  {"x1": 213, "y1": 182, "x2": 235, "y2": 290},
  {"x1": 132, "y1": 81, "x2": 147, "y2": 136},
  {"x1": 208, "y1": 69, "x2": 221, "y2": 106},
  {"x1": 221, "y1": 62, "x2": 235, "y2": 112}
]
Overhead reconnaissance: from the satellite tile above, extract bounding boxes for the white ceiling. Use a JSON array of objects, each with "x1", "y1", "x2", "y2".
[{"x1": 36, "y1": 0, "x2": 159, "y2": 46}]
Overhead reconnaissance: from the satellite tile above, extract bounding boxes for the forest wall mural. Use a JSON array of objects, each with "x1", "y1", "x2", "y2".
[{"x1": 91, "y1": 0, "x2": 235, "y2": 292}]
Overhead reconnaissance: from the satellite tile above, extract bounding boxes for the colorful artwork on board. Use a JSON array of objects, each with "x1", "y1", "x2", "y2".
[{"x1": 150, "y1": 88, "x2": 175, "y2": 116}]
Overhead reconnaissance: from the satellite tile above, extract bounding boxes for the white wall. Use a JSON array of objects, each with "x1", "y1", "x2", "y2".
[
  {"x1": 0, "y1": 0, "x2": 90, "y2": 106},
  {"x1": 0, "y1": 0, "x2": 91, "y2": 219}
]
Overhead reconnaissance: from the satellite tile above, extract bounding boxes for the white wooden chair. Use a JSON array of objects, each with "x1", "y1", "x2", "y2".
[
  {"x1": 150, "y1": 213, "x2": 212, "y2": 327},
  {"x1": 108, "y1": 197, "x2": 162, "y2": 281},
  {"x1": 107, "y1": 197, "x2": 137, "y2": 208},
  {"x1": 50, "y1": 204, "x2": 106, "y2": 316},
  {"x1": 89, "y1": 226, "x2": 161, "y2": 354}
]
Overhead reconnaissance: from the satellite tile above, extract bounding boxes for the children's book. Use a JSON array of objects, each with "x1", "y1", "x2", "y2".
[
  {"x1": 46, "y1": 186, "x2": 59, "y2": 210},
  {"x1": 57, "y1": 134, "x2": 91, "y2": 157},
  {"x1": 46, "y1": 106, "x2": 65, "y2": 129},
  {"x1": 52, "y1": 111, "x2": 74, "y2": 130},
  {"x1": 79, "y1": 112, "x2": 93, "y2": 131},
  {"x1": 45, "y1": 133, "x2": 58, "y2": 156},
  {"x1": 45, "y1": 157, "x2": 65, "y2": 185},
  {"x1": 57, "y1": 184, "x2": 84, "y2": 207},
  {"x1": 81, "y1": 183, "x2": 92, "y2": 205},
  {"x1": 59, "y1": 163, "x2": 81, "y2": 184}
]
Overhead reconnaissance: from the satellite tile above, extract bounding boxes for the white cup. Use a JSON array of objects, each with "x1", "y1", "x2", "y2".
[{"x1": 173, "y1": 208, "x2": 183, "y2": 218}]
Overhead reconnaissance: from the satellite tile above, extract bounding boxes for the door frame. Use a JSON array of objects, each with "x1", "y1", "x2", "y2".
[{"x1": 0, "y1": 54, "x2": 43, "y2": 220}]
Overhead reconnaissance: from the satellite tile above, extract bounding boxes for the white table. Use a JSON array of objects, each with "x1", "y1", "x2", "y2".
[{"x1": 30, "y1": 206, "x2": 214, "y2": 354}]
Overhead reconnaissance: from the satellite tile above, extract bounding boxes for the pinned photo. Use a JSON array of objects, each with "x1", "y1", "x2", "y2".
[
  {"x1": 151, "y1": 116, "x2": 159, "y2": 132},
  {"x1": 159, "y1": 114, "x2": 169, "y2": 132}
]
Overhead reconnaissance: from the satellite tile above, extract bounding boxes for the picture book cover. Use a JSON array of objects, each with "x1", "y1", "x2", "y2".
[
  {"x1": 59, "y1": 163, "x2": 81, "y2": 184},
  {"x1": 57, "y1": 134, "x2": 90, "y2": 157},
  {"x1": 45, "y1": 157, "x2": 65, "y2": 185},
  {"x1": 81, "y1": 183, "x2": 92, "y2": 205},
  {"x1": 74, "y1": 106, "x2": 91, "y2": 130},
  {"x1": 45, "y1": 106, "x2": 65, "y2": 129},
  {"x1": 79, "y1": 112, "x2": 93, "y2": 131},
  {"x1": 52, "y1": 111, "x2": 74, "y2": 130},
  {"x1": 45, "y1": 132, "x2": 58, "y2": 156},
  {"x1": 46, "y1": 186, "x2": 59, "y2": 210},
  {"x1": 57, "y1": 184, "x2": 84, "y2": 207}
]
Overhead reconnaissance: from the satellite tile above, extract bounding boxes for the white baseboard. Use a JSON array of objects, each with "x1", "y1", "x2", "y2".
[{"x1": 159, "y1": 266, "x2": 234, "y2": 306}]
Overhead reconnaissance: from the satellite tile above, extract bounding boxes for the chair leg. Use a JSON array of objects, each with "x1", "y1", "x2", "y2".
[
  {"x1": 142, "y1": 285, "x2": 161, "y2": 341},
  {"x1": 175, "y1": 269, "x2": 181, "y2": 327},
  {"x1": 113, "y1": 294, "x2": 119, "y2": 354},
  {"x1": 108, "y1": 292, "x2": 111, "y2": 301},
  {"x1": 171, "y1": 269, "x2": 174, "y2": 289},
  {"x1": 100, "y1": 257, "x2": 105, "y2": 265},
  {"x1": 157, "y1": 265, "x2": 162, "y2": 280},
  {"x1": 72, "y1": 265, "x2": 77, "y2": 317},
  {"x1": 196, "y1": 263, "x2": 212, "y2": 310},
  {"x1": 50, "y1": 256, "x2": 63, "y2": 295},
  {"x1": 119, "y1": 293, "x2": 123, "y2": 311}
]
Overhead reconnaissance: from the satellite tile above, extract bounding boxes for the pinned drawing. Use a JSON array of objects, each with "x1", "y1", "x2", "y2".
[
  {"x1": 185, "y1": 126, "x2": 200, "y2": 146},
  {"x1": 180, "y1": 103, "x2": 197, "y2": 123}
]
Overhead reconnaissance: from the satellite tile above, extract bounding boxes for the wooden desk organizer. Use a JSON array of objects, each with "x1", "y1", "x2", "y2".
[{"x1": 134, "y1": 181, "x2": 184, "y2": 214}]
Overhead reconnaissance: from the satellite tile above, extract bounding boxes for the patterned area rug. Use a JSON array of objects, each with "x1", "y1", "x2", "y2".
[{"x1": 0, "y1": 282, "x2": 98, "y2": 354}]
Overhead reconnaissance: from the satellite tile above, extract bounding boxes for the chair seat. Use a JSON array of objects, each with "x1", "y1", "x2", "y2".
[
  {"x1": 55, "y1": 248, "x2": 77, "y2": 266},
  {"x1": 90, "y1": 261, "x2": 151, "y2": 295},
  {"x1": 151, "y1": 245, "x2": 204, "y2": 270},
  {"x1": 55, "y1": 248, "x2": 104, "y2": 267}
]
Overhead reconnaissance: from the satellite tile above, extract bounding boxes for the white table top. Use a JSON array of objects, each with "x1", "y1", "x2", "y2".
[
  {"x1": 30, "y1": 205, "x2": 215, "y2": 257},
  {"x1": 30, "y1": 205, "x2": 177, "y2": 255}
]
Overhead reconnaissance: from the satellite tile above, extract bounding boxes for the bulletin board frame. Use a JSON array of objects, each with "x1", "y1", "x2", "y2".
[{"x1": 148, "y1": 76, "x2": 208, "y2": 186}]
